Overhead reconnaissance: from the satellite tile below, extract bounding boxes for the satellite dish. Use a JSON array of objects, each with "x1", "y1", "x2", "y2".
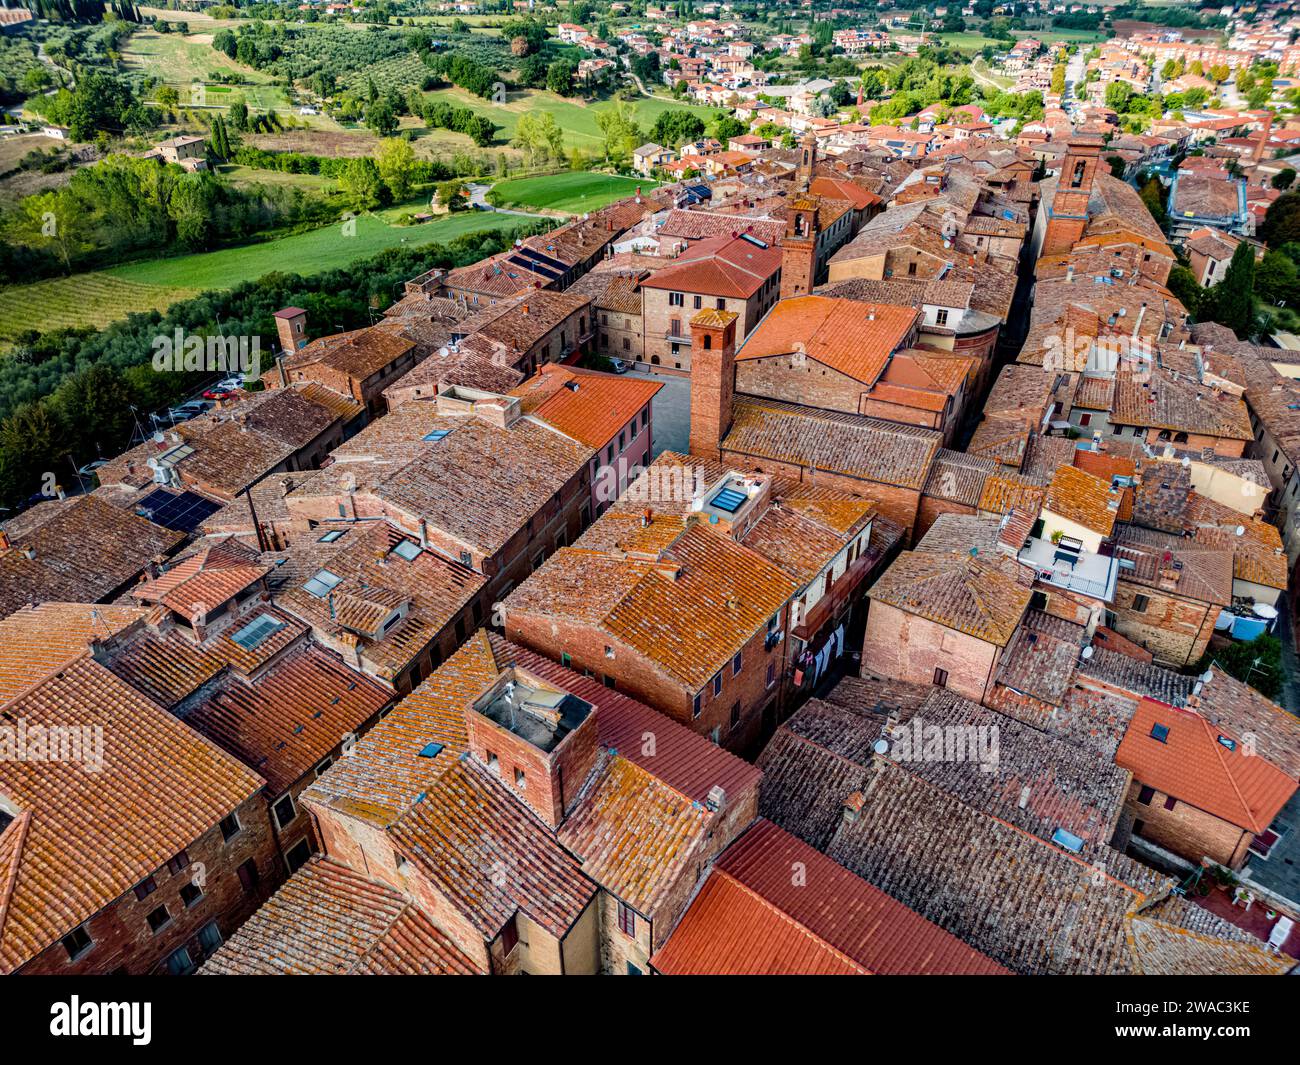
[
  {"x1": 1235, "y1": 525, "x2": 1246, "y2": 537},
  {"x1": 1201, "y1": 670, "x2": 1214, "y2": 683}
]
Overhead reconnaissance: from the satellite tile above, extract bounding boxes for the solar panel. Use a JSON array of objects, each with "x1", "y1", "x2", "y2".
[
  {"x1": 506, "y1": 253, "x2": 563, "y2": 280},
  {"x1": 135, "y1": 488, "x2": 221, "y2": 533},
  {"x1": 231, "y1": 613, "x2": 286, "y2": 651},
  {"x1": 515, "y1": 246, "x2": 569, "y2": 272},
  {"x1": 711, "y1": 487, "x2": 748, "y2": 513}
]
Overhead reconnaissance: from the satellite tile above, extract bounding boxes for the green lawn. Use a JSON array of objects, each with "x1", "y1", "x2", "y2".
[
  {"x1": 106, "y1": 211, "x2": 527, "y2": 291},
  {"x1": 422, "y1": 87, "x2": 719, "y2": 151},
  {"x1": 0, "y1": 212, "x2": 530, "y2": 343},
  {"x1": 489, "y1": 172, "x2": 658, "y2": 214}
]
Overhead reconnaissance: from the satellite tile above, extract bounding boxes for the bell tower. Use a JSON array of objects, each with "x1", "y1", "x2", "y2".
[
  {"x1": 1042, "y1": 134, "x2": 1103, "y2": 257},
  {"x1": 780, "y1": 194, "x2": 821, "y2": 300}
]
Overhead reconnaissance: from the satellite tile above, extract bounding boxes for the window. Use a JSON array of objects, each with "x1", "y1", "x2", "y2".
[
  {"x1": 604, "y1": 645, "x2": 615, "y2": 659},
  {"x1": 623, "y1": 337, "x2": 631, "y2": 351},
  {"x1": 1079, "y1": 413, "x2": 1091, "y2": 427},
  {"x1": 935, "y1": 308, "x2": 949, "y2": 327},
  {"x1": 603, "y1": 674, "x2": 616, "y2": 689},
  {"x1": 712, "y1": 672, "x2": 723, "y2": 697},
  {"x1": 716, "y1": 298, "x2": 726, "y2": 310},
  {"x1": 500, "y1": 915, "x2": 520, "y2": 954},
  {"x1": 147, "y1": 905, "x2": 172, "y2": 934},
  {"x1": 514, "y1": 767, "x2": 526, "y2": 789},
  {"x1": 693, "y1": 294, "x2": 702, "y2": 309},
  {"x1": 1163, "y1": 795, "x2": 1177, "y2": 811},
  {"x1": 166, "y1": 851, "x2": 189, "y2": 877},
  {"x1": 166, "y1": 946, "x2": 195, "y2": 976},
  {"x1": 272, "y1": 794, "x2": 296, "y2": 831},
  {"x1": 455, "y1": 617, "x2": 467, "y2": 641},
  {"x1": 286, "y1": 840, "x2": 311, "y2": 873},
  {"x1": 692, "y1": 693, "x2": 702, "y2": 718},
  {"x1": 766, "y1": 661, "x2": 776, "y2": 689},
  {"x1": 134, "y1": 876, "x2": 157, "y2": 901},
  {"x1": 641, "y1": 410, "x2": 648, "y2": 428},
  {"x1": 907, "y1": 261, "x2": 917, "y2": 276},
  {"x1": 627, "y1": 962, "x2": 644, "y2": 975},
  {"x1": 303, "y1": 569, "x2": 343, "y2": 599},
  {"x1": 62, "y1": 925, "x2": 93, "y2": 961},
  {"x1": 1132, "y1": 594, "x2": 1150, "y2": 613},
  {"x1": 561, "y1": 652, "x2": 571, "y2": 668},
  {"x1": 617, "y1": 901, "x2": 636, "y2": 937},
  {"x1": 317, "y1": 529, "x2": 345, "y2": 544},
  {"x1": 669, "y1": 291, "x2": 684, "y2": 307},
  {"x1": 197, "y1": 921, "x2": 223, "y2": 956},
  {"x1": 220, "y1": 813, "x2": 241, "y2": 841},
  {"x1": 933, "y1": 667, "x2": 948, "y2": 688},
  {"x1": 237, "y1": 858, "x2": 260, "y2": 894},
  {"x1": 472, "y1": 600, "x2": 483, "y2": 625},
  {"x1": 729, "y1": 702, "x2": 741, "y2": 731},
  {"x1": 180, "y1": 881, "x2": 203, "y2": 909},
  {"x1": 1150, "y1": 723, "x2": 1169, "y2": 743},
  {"x1": 731, "y1": 651, "x2": 743, "y2": 676},
  {"x1": 1137, "y1": 785, "x2": 1156, "y2": 805}
]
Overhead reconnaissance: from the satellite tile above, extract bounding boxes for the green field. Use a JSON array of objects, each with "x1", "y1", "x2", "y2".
[
  {"x1": 0, "y1": 274, "x2": 200, "y2": 343},
  {"x1": 422, "y1": 87, "x2": 719, "y2": 152},
  {"x1": 0, "y1": 211, "x2": 530, "y2": 342},
  {"x1": 489, "y1": 172, "x2": 658, "y2": 214}
]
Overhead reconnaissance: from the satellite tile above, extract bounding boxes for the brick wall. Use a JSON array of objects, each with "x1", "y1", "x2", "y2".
[
  {"x1": 862, "y1": 601, "x2": 1000, "y2": 702},
  {"x1": 1109, "y1": 581, "x2": 1216, "y2": 668},
  {"x1": 735, "y1": 353, "x2": 864, "y2": 414},
  {"x1": 1124, "y1": 779, "x2": 1254, "y2": 869},
  {"x1": 20, "y1": 792, "x2": 279, "y2": 975}
]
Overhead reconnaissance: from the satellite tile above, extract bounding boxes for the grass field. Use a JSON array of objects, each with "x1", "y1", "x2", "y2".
[
  {"x1": 0, "y1": 274, "x2": 201, "y2": 344},
  {"x1": 0, "y1": 212, "x2": 529, "y2": 342},
  {"x1": 121, "y1": 28, "x2": 290, "y2": 109},
  {"x1": 421, "y1": 87, "x2": 719, "y2": 152},
  {"x1": 215, "y1": 163, "x2": 336, "y2": 192},
  {"x1": 488, "y1": 172, "x2": 657, "y2": 214}
]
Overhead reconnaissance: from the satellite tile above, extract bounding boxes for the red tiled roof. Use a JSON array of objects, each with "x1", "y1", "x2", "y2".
[
  {"x1": 1116, "y1": 698, "x2": 1297, "y2": 834},
  {"x1": 650, "y1": 819, "x2": 1010, "y2": 975},
  {"x1": 640, "y1": 233, "x2": 781, "y2": 299},
  {"x1": 509, "y1": 365, "x2": 662, "y2": 450},
  {"x1": 736, "y1": 296, "x2": 917, "y2": 385}
]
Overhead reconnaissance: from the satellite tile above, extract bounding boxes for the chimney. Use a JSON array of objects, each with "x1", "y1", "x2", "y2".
[
  {"x1": 688, "y1": 309, "x2": 739, "y2": 461},
  {"x1": 0, "y1": 530, "x2": 8, "y2": 551},
  {"x1": 276, "y1": 353, "x2": 289, "y2": 389}
]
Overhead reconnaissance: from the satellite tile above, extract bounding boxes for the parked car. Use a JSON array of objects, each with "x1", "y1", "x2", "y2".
[
  {"x1": 608, "y1": 357, "x2": 630, "y2": 374},
  {"x1": 167, "y1": 401, "x2": 212, "y2": 422},
  {"x1": 203, "y1": 386, "x2": 242, "y2": 401}
]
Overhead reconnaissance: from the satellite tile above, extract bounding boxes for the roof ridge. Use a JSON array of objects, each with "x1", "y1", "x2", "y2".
[
  {"x1": 0, "y1": 809, "x2": 32, "y2": 971},
  {"x1": 1197, "y1": 712, "x2": 1264, "y2": 833}
]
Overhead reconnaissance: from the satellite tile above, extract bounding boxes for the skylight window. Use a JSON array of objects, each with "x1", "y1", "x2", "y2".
[
  {"x1": 303, "y1": 569, "x2": 343, "y2": 598},
  {"x1": 1217, "y1": 735, "x2": 1237, "y2": 752},
  {"x1": 390, "y1": 540, "x2": 421, "y2": 562},
  {"x1": 711, "y1": 486, "x2": 748, "y2": 513},
  {"x1": 418, "y1": 742, "x2": 445, "y2": 759},
  {"x1": 230, "y1": 613, "x2": 286, "y2": 651},
  {"x1": 422, "y1": 429, "x2": 452, "y2": 442},
  {"x1": 1051, "y1": 827, "x2": 1084, "y2": 853},
  {"x1": 1150, "y1": 723, "x2": 1170, "y2": 743},
  {"x1": 317, "y1": 530, "x2": 345, "y2": 544}
]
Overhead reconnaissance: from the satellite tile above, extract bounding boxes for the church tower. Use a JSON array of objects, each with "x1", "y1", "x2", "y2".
[{"x1": 1041, "y1": 134, "x2": 1103, "y2": 257}]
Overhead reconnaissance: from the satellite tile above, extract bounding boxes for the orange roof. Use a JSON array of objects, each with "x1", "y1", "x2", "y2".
[
  {"x1": 736, "y1": 295, "x2": 918, "y2": 385},
  {"x1": 650, "y1": 819, "x2": 1009, "y2": 975},
  {"x1": 131, "y1": 538, "x2": 270, "y2": 618},
  {"x1": 1043, "y1": 464, "x2": 1119, "y2": 537},
  {"x1": 639, "y1": 233, "x2": 781, "y2": 299},
  {"x1": 1116, "y1": 699, "x2": 1297, "y2": 833},
  {"x1": 509, "y1": 365, "x2": 662, "y2": 450},
  {"x1": 809, "y1": 174, "x2": 883, "y2": 211}
]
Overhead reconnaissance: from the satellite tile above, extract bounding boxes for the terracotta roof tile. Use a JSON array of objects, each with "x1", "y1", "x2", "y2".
[{"x1": 869, "y1": 550, "x2": 1031, "y2": 646}]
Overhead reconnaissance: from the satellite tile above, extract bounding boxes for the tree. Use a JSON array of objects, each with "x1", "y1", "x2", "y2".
[
  {"x1": 1256, "y1": 249, "x2": 1300, "y2": 307},
  {"x1": 365, "y1": 99, "x2": 398, "y2": 136},
  {"x1": 1166, "y1": 264, "x2": 1201, "y2": 318},
  {"x1": 1260, "y1": 191, "x2": 1300, "y2": 248},
  {"x1": 1139, "y1": 176, "x2": 1167, "y2": 229},
  {"x1": 209, "y1": 114, "x2": 232, "y2": 161},
  {"x1": 512, "y1": 111, "x2": 564, "y2": 164},
  {"x1": 1195, "y1": 634, "x2": 1283, "y2": 700},
  {"x1": 1273, "y1": 169, "x2": 1297, "y2": 191},
  {"x1": 1050, "y1": 64, "x2": 1065, "y2": 95},
  {"x1": 228, "y1": 98, "x2": 249, "y2": 132},
  {"x1": 547, "y1": 59, "x2": 576, "y2": 97},
  {"x1": 338, "y1": 156, "x2": 385, "y2": 212},
  {"x1": 435, "y1": 179, "x2": 466, "y2": 210},
  {"x1": 15, "y1": 189, "x2": 88, "y2": 275},
  {"x1": 594, "y1": 99, "x2": 642, "y2": 165},
  {"x1": 1204, "y1": 240, "x2": 1257, "y2": 336},
  {"x1": 377, "y1": 136, "x2": 416, "y2": 201},
  {"x1": 711, "y1": 114, "x2": 746, "y2": 142},
  {"x1": 156, "y1": 85, "x2": 180, "y2": 109},
  {"x1": 650, "y1": 109, "x2": 706, "y2": 147}
]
